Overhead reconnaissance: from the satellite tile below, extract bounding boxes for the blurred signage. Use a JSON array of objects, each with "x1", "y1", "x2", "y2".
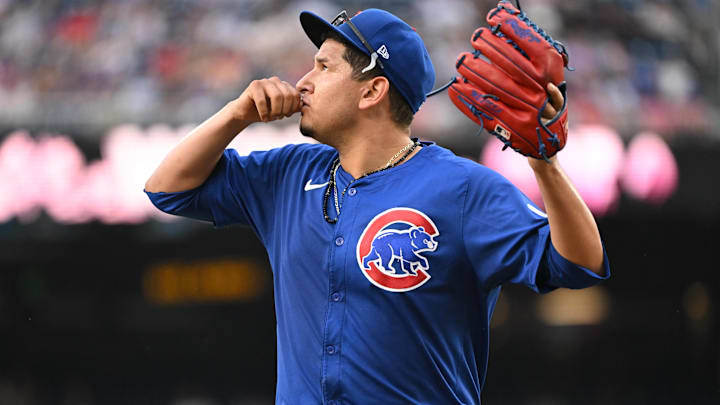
[
  {"x1": 536, "y1": 286, "x2": 610, "y2": 326},
  {"x1": 143, "y1": 258, "x2": 267, "y2": 305},
  {"x1": 0, "y1": 124, "x2": 310, "y2": 224},
  {"x1": 0, "y1": 123, "x2": 677, "y2": 224},
  {"x1": 482, "y1": 125, "x2": 678, "y2": 214}
]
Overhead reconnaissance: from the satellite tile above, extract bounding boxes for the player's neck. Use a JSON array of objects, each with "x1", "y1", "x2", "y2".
[{"x1": 335, "y1": 126, "x2": 416, "y2": 179}]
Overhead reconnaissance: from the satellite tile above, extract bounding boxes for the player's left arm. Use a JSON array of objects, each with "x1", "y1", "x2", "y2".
[{"x1": 530, "y1": 83, "x2": 605, "y2": 275}]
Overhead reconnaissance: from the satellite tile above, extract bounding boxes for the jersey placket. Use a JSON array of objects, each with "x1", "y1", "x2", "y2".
[{"x1": 321, "y1": 177, "x2": 361, "y2": 405}]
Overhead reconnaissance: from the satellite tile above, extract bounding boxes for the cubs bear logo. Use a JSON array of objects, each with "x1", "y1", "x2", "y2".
[{"x1": 356, "y1": 207, "x2": 439, "y2": 292}]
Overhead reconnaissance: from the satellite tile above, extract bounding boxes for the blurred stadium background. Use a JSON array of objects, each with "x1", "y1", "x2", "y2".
[{"x1": 0, "y1": 0, "x2": 718, "y2": 403}]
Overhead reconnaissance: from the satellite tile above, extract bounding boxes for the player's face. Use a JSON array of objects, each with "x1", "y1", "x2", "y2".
[{"x1": 296, "y1": 39, "x2": 363, "y2": 144}]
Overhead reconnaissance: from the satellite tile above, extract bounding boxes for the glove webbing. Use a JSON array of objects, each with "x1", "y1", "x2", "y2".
[{"x1": 488, "y1": 1, "x2": 572, "y2": 68}]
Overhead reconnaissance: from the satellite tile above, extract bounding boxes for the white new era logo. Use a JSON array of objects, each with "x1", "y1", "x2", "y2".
[{"x1": 377, "y1": 44, "x2": 389, "y2": 59}]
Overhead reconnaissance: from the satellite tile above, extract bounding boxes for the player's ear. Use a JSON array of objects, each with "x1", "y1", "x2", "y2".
[{"x1": 358, "y1": 76, "x2": 390, "y2": 111}]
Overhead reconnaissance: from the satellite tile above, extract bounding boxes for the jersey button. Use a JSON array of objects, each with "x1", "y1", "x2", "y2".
[
  {"x1": 326, "y1": 345, "x2": 336, "y2": 354},
  {"x1": 331, "y1": 292, "x2": 342, "y2": 302},
  {"x1": 335, "y1": 237, "x2": 344, "y2": 246},
  {"x1": 348, "y1": 187, "x2": 357, "y2": 196}
]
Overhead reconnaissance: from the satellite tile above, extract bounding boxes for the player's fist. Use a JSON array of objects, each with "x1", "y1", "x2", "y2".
[{"x1": 233, "y1": 77, "x2": 302, "y2": 123}]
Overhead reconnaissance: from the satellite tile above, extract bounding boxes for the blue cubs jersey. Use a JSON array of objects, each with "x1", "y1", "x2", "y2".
[{"x1": 146, "y1": 141, "x2": 610, "y2": 405}]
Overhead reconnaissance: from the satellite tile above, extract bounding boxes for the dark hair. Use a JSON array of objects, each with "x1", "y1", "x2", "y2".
[{"x1": 320, "y1": 31, "x2": 414, "y2": 128}]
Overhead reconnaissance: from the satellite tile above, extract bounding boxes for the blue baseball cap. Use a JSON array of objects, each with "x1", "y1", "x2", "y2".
[{"x1": 299, "y1": 9, "x2": 435, "y2": 113}]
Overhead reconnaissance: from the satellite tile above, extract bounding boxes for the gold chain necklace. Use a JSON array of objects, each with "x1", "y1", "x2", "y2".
[{"x1": 323, "y1": 140, "x2": 419, "y2": 224}]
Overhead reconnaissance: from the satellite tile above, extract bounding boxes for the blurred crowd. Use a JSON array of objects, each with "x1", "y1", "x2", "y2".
[{"x1": 0, "y1": 0, "x2": 718, "y2": 136}]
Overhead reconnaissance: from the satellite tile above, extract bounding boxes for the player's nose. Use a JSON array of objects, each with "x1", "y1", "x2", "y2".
[{"x1": 295, "y1": 71, "x2": 313, "y2": 95}]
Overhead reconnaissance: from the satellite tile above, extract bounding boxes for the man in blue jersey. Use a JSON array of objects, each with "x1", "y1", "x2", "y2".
[{"x1": 145, "y1": 8, "x2": 609, "y2": 405}]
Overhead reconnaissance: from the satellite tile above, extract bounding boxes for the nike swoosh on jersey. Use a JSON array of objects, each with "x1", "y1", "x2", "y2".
[{"x1": 304, "y1": 179, "x2": 328, "y2": 191}]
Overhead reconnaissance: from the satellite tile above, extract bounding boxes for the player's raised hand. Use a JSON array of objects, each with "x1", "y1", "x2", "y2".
[{"x1": 233, "y1": 77, "x2": 302, "y2": 123}]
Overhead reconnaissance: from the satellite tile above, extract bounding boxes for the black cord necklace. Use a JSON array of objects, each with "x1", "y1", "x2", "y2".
[{"x1": 323, "y1": 140, "x2": 420, "y2": 224}]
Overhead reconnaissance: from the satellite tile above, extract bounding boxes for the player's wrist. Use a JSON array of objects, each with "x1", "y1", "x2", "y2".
[
  {"x1": 225, "y1": 99, "x2": 254, "y2": 126},
  {"x1": 528, "y1": 155, "x2": 560, "y2": 174}
]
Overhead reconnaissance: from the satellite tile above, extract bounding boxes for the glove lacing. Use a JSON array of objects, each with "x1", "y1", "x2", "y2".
[{"x1": 489, "y1": 1, "x2": 573, "y2": 69}]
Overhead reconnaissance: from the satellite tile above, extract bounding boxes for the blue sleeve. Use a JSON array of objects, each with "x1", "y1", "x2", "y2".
[
  {"x1": 145, "y1": 145, "x2": 298, "y2": 242},
  {"x1": 462, "y1": 167, "x2": 610, "y2": 293}
]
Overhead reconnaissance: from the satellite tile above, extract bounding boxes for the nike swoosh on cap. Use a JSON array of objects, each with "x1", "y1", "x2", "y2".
[{"x1": 304, "y1": 179, "x2": 328, "y2": 191}]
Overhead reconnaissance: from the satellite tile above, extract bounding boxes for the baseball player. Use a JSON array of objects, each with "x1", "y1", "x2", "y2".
[{"x1": 145, "y1": 4, "x2": 609, "y2": 404}]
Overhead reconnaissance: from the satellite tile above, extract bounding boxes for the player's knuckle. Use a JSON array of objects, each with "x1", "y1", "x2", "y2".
[
  {"x1": 256, "y1": 96, "x2": 267, "y2": 108},
  {"x1": 271, "y1": 89, "x2": 283, "y2": 103},
  {"x1": 265, "y1": 86, "x2": 279, "y2": 101}
]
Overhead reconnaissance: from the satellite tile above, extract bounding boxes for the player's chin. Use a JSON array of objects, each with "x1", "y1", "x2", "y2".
[{"x1": 299, "y1": 121, "x2": 316, "y2": 139}]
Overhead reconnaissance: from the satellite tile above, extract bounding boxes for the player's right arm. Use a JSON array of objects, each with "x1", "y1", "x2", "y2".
[{"x1": 144, "y1": 77, "x2": 302, "y2": 193}]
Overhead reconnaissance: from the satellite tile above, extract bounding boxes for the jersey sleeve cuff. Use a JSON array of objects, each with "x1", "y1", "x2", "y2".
[
  {"x1": 542, "y1": 242, "x2": 611, "y2": 291},
  {"x1": 144, "y1": 187, "x2": 215, "y2": 224}
]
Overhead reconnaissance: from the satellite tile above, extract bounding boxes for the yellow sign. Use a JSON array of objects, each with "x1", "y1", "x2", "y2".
[{"x1": 143, "y1": 259, "x2": 266, "y2": 305}]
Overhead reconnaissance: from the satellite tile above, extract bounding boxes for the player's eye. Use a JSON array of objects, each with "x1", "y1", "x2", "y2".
[{"x1": 321, "y1": 64, "x2": 329, "y2": 71}]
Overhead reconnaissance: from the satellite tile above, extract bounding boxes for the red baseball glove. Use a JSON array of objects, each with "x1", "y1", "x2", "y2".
[{"x1": 448, "y1": 0, "x2": 571, "y2": 161}]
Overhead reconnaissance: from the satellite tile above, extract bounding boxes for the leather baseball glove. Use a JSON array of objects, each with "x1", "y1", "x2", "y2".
[{"x1": 448, "y1": 0, "x2": 571, "y2": 161}]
